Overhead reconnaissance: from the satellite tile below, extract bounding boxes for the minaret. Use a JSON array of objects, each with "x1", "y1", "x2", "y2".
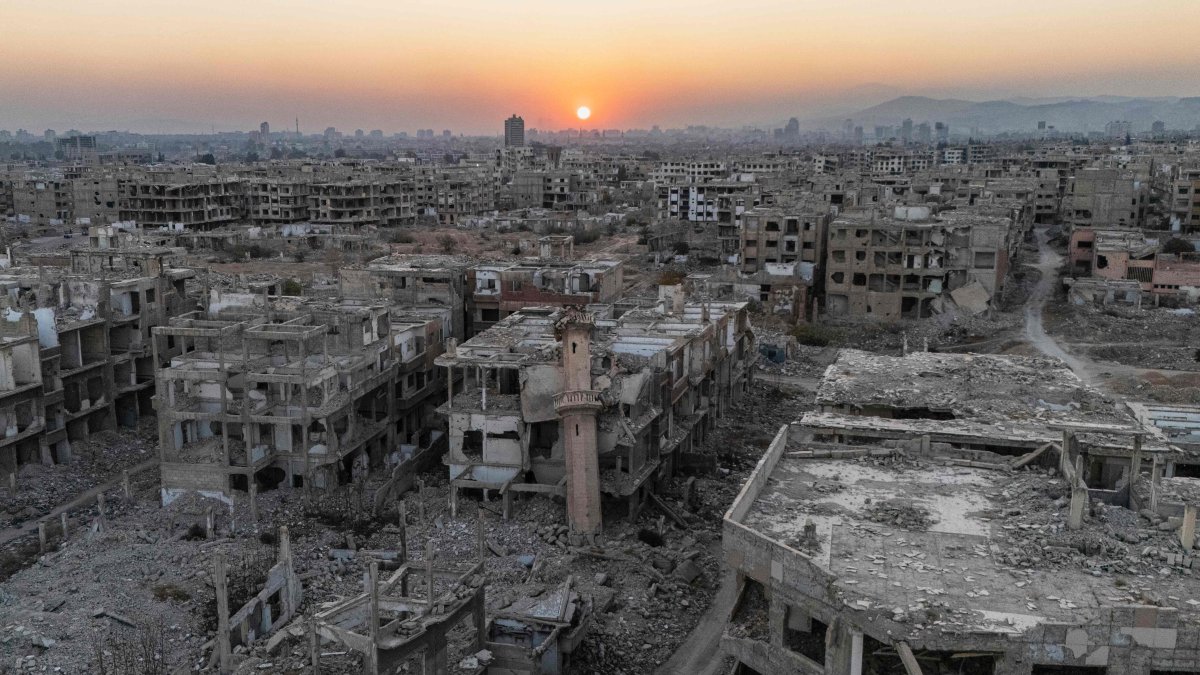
[{"x1": 554, "y1": 307, "x2": 603, "y2": 541}]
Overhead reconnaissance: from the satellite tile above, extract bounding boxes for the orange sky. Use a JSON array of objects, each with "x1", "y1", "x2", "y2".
[{"x1": 3, "y1": 0, "x2": 1199, "y2": 133}]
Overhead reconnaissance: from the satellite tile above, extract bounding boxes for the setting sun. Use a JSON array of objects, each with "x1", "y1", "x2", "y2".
[{"x1": 576, "y1": 106, "x2": 591, "y2": 121}]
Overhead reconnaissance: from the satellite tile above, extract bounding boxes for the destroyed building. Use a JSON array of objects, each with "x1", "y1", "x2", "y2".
[
  {"x1": 722, "y1": 349, "x2": 1200, "y2": 674},
  {"x1": 1063, "y1": 167, "x2": 1148, "y2": 230},
  {"x1": 1067, "y1": 228, "x2": 1200, "y2": 302},
  {"x1": 0, "y1": 240, "x2": 192, "y2": 476},
  {"x1": 152, "y1": 292, "x2": 434, "y2": 503},
  {"x1": 340, "y1": 255, "x2": 471, "y2": 341},
  {"x1": 469, "y1": 257, "x2": 624, "y2": 334},
  {"x1": 119, "y1": 173, "x2": 245, "y2": 230},
  {"x1": 435, "y1": 289, "x2": 754, "y2": 538},
  {"x1": 823, "y1": 205, "x2": 1018, "y2": 319}
]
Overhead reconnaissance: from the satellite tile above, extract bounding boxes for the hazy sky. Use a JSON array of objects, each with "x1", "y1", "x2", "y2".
[{"x1": 4, "y1": 0, "x2": 1199, "y2": 134}]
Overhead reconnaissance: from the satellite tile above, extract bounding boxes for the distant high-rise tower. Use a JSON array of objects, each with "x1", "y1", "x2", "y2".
[
  {"x1": 784, "y1": 117, "x2": 800, "y2": 139},
  {"x1": 504, "y1": 114, "x2": 525, "y2": 147},
  {"x1": 260, "y1": 121, "x2": 270, "y2": 137}
]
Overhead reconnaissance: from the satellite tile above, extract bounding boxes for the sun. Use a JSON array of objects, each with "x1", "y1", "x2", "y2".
[{"x1": 576, "y1": 106, "x2": 591, "y2": 121}]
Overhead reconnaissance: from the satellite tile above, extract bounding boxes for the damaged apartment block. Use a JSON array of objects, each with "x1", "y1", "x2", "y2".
[
  {"x1": 436, "y1": 284, "x2": 755, "y2": 540},
  {"x1": 722, "y1": 349, "x2": 1200, "y2": 674},
  {"x1": 823, "y1": 205, "x2": 1021, "y2": 320},
  {"x1": 152, "y1": 290, "x2": 444, "y2": 504},
  {"x1": 0, "y1": 233, "x2": 192, "y2": 478}
]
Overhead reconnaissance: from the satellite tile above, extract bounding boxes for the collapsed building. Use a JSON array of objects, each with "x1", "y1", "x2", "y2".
[
  {"x1": 340, "y1": 255, "x2": 471, "y2": 341},
  {"x1": 823, "y1": 205, "x2": 1019, "y2": 319},
  {"x1": 722, "y1": 349, "x2": 1200, "y2": 674},
  {"x1": 0, "y1": 238, "x2": 192, "y2": 476},
  {"x1": 435, "y1": 288, "x2": 755, "y2": 539},
  {"x1": 152, "y1": 291, "x2": 446, "y2": 504},
  {"x1": 469, "y1": 256, "x2": 623, "y2": 334},
  {"x1": 1066, "y1": 228, "x2": 1200, "y2": 303}
]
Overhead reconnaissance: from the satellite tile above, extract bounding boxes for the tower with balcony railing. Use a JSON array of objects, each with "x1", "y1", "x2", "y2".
[{"x1": 553, "y1": 307, "x2": 602, "y2": 541}]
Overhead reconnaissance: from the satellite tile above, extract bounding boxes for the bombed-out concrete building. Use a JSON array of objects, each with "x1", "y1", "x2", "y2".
[
  {"x1": 0, "y1": 239, "x2": 193, "y2": 475},
  {"x1": 722, "y1": 349, "x2": 1200, "y2": 674},
  {"x1": 469, "y1": 257, "x2": 624, "y2": 334},
  {"x1": 823, "y1": 205, "x2": 1018, "y2": 320},
  {"x1": 152, "y1": 292, "x2": 410, "y2": 503},
  {"x1": 340, "y1": 255, "x2": 471, "y2": 341},
  {"x1": 435, "y1": 289, "x2": 755, "y2": 539},
  {"x1": 119, "y1": 174, "x2": 245, "y2": 230}
]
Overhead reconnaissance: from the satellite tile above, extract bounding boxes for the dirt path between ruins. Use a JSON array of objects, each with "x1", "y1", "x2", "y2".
[
  {"x1": 656, "y1": 542, "x2": 734, "y2": 675},
  {"x1": 1023, "y1": 227, "x2": 1101, "y2": 385},
  {"x1": 1023, "y1": 227, "x2": 1198, "y2": 392},
  {"x1": 0, "y1": 458, "x2": 158, "y2": 547}
]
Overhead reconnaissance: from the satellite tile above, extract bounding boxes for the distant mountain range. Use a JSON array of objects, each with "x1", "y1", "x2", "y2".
[{"x1": 819, "y1": 95, "x2": 1200, "y2": 134}]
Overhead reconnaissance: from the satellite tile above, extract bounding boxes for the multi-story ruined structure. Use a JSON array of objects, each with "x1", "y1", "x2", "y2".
[
  {"x1": 308, "y1": 179, "x2": 415, "y2": 227},
  {"x1": 823, "y1": 206, "x2": 1017, "y2": 319},
  {"x1": 153, "y1": 293, "x2": 407, "y2": 502},
  {"x1": 247, "y1": 177, "x2": 314, "y2": 225},
  {"x1": 120, "y1": 174, "x2": 245, "y2": 230},
  {"x1": 1066, "y1": 228, "x2": 1200, "y2": 302},
  {"x1": 469, "y1": 257, "x2": 623, "y2": 334},
  {"x1": 435, "y1": 289, "x2": 754, "y2": 536},
  {"x1": 1169, "y1": 165, "x2": 1200, "y2": 233},
  {"x1": 1063, "y1": 167, "x2": 1147, "y2": 230},
  {"x1": 0, "y1": 237, "x2": 192, "y2": 476},
  {"x1": 739, "y1": 206, "x2": 829, "y2": 274},
  {"x1": 340, "y1": 255, "x2": 471, "y2": 341}
]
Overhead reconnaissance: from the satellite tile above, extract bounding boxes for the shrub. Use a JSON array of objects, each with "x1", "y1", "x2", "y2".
[
  {"x1": 658, "y1": 270, "x2": 686, "y2": 286},
  {"x1": 385, "y1": 230, "x2": 415, "y2": 244},
  {"x1": 281, "y1": 279, "x2": 303, "y2": 296},
  {"x1": 791, "y1": 324, "x2": 832, "y2": 347},
  {"x1": 1163, "y1": 238, "x2": 1196, "y2": 255},
  {"x1": 437, "y1": 234, "x2": 456, "y2": 253},
  {"x1": 151, "y1": 583, "x2": 191, "y2": 603}
]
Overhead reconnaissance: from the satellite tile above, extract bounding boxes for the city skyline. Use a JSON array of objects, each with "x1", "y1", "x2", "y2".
[{"x1": 4, "y1": 0, "x2": 1199, "y2": 134}]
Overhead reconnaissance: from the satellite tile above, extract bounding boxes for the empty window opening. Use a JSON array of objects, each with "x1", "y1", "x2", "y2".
[{"x1": 783, "y1": 609, "x2": 826, "y2": 664}]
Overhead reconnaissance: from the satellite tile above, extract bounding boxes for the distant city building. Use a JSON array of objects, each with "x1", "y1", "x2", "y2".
[
  {"x1": 1104, "y1": 120, "x2": 1132, "y2": 139},
  {"x1": 259, "y1": 121, "x2": 270, "y2": 137},
  {"x1": 504, "y1": 114, "x2": 525, "y2": 147},
  {"x1": 56, "y1": 135, "x2": 98, "y2": 163}
]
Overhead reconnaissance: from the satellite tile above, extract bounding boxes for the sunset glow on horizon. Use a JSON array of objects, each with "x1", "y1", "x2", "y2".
[{"x1": 3, "y1": 0, "x2": 1199, "y2": 133}]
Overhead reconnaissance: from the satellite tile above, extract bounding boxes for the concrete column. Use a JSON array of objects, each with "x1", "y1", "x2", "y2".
[
  {"x1": 768, "y1": 595, "x2": 786, "y2": 650},
  {"x1": 422, "y1": 637, "x2": 447, "y2": 675},
  {"x1": 309, "y1": 616, "x2": 320, "y2": 672},
  {"x1": 365, "y1": 561, "x2": 380, "y2": 675},
  {"x1": 1069, "y1": 456, "x2": 1086, "y2": 530},
  {"x1": 214, "y1": 554, "x2": 232, "y2": 674},
  {"x1": 1182, "y1": 505, "x2": 1197, "y2": 551},
  {"x1": 1151, "y1": 455, "x2": 1162, "y2": 511},
  {"x1": 1131, "y1": 434, "x2": 1143, "y2": 483},
  {"x1": 850, "y1": 629, "x2": 864, "y2": 675}
]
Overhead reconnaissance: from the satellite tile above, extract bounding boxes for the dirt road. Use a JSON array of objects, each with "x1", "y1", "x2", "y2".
[
  {"x1": 1023, "y1": 227, "x2": 1198, "y2": 390},
  {"x1": 1024, "y1": 228, "x2": 1106, "y2": 386},
  {"x1": 656, "y1": 556, "x2": 734, "y2": 675}
]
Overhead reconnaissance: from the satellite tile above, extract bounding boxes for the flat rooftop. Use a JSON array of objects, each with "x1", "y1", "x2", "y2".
[
  {"x1": 816, "y1": 349, "x2": 1131, "y2": 434},
  {"x1": 738, "y1": 442, "x2": 1200, "y2": 642}
]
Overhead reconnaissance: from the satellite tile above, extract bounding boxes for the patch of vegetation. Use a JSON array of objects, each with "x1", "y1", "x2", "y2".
[
  {"x1": 151, "y1": 583, "x2": 191, "y2": 603},
  {"x1": 1163, "y1": 238, "x2": 1196, "y2": 255},
  {"x1": 791, "y1": 324, "x2": 834, "y2": 347},
  {"x1": 658, "y1": 270, "x2": 686, "y2": 286},
  {"x1": 280, "y1": 279, "x2": 303, "y2": 296}
]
